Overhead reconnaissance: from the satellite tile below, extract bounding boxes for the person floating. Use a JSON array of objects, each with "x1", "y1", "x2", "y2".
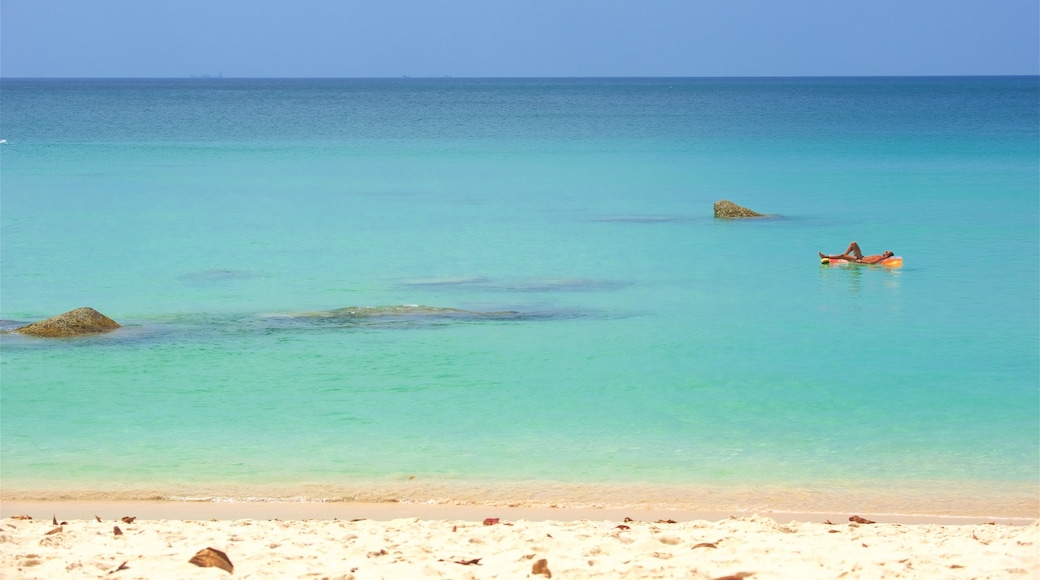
[{"x1": 819, "y1": 241, "x2": 894, "y2": 264}]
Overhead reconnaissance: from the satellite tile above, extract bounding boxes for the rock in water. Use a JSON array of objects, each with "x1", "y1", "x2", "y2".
[
  {"x1": 14, "y1": 307, "x2": 121, "y2": 337},
  {"x1": 714, "y1": 200, "x2": 764, "y2": 218}
]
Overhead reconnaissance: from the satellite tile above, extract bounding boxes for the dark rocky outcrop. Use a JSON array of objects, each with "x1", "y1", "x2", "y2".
[
  {"x1": 714, "y1": 200, "x2": 765, "y2": 219},
  {"x1": 14, "y1": 307, "x2": 121, "y2": 337}
]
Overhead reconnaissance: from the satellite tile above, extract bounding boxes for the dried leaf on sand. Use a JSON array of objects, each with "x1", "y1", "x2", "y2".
[{"x1": 189, "y1": 547, "x2": 234, "y2": 574}]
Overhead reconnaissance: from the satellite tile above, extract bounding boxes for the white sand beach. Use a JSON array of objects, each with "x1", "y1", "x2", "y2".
[{"x1": 1, "y1": 502, "x2": 1036, "y2": 579}]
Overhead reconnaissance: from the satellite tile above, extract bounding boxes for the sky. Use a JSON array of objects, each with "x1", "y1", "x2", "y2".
[{"x1": 1, "y1": 0, "x2": 1037, "y2": 78}]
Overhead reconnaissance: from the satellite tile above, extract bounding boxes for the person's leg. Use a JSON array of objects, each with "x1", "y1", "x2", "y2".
[
  {"x1": 844, "y1": 241, "x2": 864, "y2": 259},
  {"x1": 820, "y1": 241, "x2": 863, "y2": 260}
]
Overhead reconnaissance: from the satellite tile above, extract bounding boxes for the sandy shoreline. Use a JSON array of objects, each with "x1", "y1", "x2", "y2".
[
  {"x1": 2, "y1": 501, "x2": 1037, "y2": 579},
  {"x1": 1, "y1": 500, "x2": 1036, "y2": 526},
  {"x1": 4, "y1": 476, "x2": 1036, "y2": 519}
]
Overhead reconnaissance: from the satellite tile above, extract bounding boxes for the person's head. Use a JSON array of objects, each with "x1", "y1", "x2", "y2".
[{"x1": 882, "y1": 250, "x2": 894, "y2": 258}]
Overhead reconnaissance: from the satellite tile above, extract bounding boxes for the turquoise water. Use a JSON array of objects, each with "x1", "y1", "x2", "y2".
[{"x1": 2, "y1": 78, "x2": 1037, "y2": 515}]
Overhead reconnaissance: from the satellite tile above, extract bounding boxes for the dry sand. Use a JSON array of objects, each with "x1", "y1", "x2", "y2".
[{"x1": 1, "y1": 501, "x2": 1037, "y2": 579}]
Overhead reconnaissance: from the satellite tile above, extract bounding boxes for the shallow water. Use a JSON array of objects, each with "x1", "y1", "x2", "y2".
[{"x1": 1, "y1": 77, "x2": 1037, "y2": 515}]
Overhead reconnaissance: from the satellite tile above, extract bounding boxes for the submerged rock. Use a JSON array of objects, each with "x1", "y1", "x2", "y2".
[
  {"x1": 591, "y1": 215, "x2": 681, "y2": 223},
  {"x1": 14, "y1": 307, "x2": 121, "y2": 337},
  {"x1": 501, "y1": 278, "x2": 626, "y2": 292},
  {"x1": 401, "y1": 276, "x2": 625, "y2": 293},
  {"x1": 297, "y1": 305, "x2": 523, "y2": 320},
  {"x1": 266, "y1": 304, "x2": 587, "y2": 329},
  {"x1": 714, "y1": 200, "x2": 765, "y2": 219},
  {"x1": 401, "y1": 276, "x2": 489, "y2": 288}
]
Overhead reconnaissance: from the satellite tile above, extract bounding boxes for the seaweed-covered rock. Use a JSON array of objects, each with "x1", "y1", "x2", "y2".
[
  {"x1": 14, "y1": 307, "x2": 121, "y2": 337},
  {"x1": 714, "y1": 200, "x2": 764, "y2": 219}
]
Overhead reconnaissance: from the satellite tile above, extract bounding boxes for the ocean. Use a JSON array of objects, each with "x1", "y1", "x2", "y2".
[{"x1": 1, "y1": 77, "x2": 1037, "y2": 516}]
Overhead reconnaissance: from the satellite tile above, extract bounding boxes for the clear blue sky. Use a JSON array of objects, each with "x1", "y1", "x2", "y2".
[{"x1": 2, "y1": 0, "x2": 1037, "y2": 77}]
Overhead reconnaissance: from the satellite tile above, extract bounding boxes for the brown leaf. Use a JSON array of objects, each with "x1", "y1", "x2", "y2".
[
  {"x1": 95, "y1": 515, "x2": 102, "y2": 522},
  {"x1": 623, "y1": 517, "x2": 635, "y2": 522},
  {"x1": 452, "y1": 525, "x2": 457, "y2": 532},
  {"x1": 455, "y1": 558, "x2": 482, "y2": 566},
  {"x1": 849, "y1": 516, "x2": 875, "y2": 524},
  {"x1": 713, "y1": 574, "x2": 754, "y2": 580},
  {"x1": 113, "y1": 526, "x2": 123, "y2": 536},
  {"x1": 52, "y1": 515, "x2": 59, "y2": 526},
  {"x1": 11, "y1": 515, "x2": 32, "y2": 520},
  {"x1": 188, "y1": 547, "x2": 234, "y2": 574},
  {"x1": 656, "y1": 519, "x2": 677, "y2": 524},
  {"x1": 532, "y1": 557, "x2": 552, "y2": 577},
  {"x1": 828, "y1": 530, "x2": 840, "y2": 534},
  {"x1": 824, "y1": 519, "x2": 834, "y2": 525},
  {"x1": 615, "y1": 524, "x2": 630, "y2": 530},
  {"x1": 483, "y1": 518, "x2": 499, "y2": 526},
  {"x1": 45, "y1": 526, "x2": 63, "y2": 535},
  {"x1": 121, "y1": 516, "x2": 136, "y2": 524},
  {"x1": 692, "y1": 542, "x2": 717, "y2": 549},
  {"x1": 107, "y1": 561, "x2": 129, "y2": 575}
]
